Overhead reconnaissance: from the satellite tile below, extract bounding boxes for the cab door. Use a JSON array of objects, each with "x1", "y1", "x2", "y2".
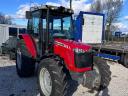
[{"x1": 27, "y1": 16, "x2": 40, "y2": 57}]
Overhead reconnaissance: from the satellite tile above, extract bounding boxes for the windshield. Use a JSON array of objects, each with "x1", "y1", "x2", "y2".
[
  {"x1": 53, "y1": 16, "x2": 72, "y2": 38},
  {"x1": 44, "y1": 16, "x2": 74, "y2": 39}
]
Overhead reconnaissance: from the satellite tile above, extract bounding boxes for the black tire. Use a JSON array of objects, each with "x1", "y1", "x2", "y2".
[
  {"x1": 123, "y1": 54, "x2": 128, "y2": 68},
  {"x1": 16, "y1": 39, "x2": 35, "y2": 77},
  {"x1": 16, "y1": 51, "x2": 35, "y2": 77},
  {"x1": 94, "y1": 57, "x2": 111, "y2": 90},
  {"x1": 38, "y1": 58, "x2": 70, "y2": 96}
]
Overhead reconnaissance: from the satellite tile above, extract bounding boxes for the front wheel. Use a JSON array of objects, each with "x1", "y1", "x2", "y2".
[
  {"x1": 83, "y1": 57, "x2": 111, "y2": 90},
  {"x1": 123, "y1": 54, "x2": 128, "y2": 68},
  {"x1": 38, "y1": 58, "x2": 70, "y2": 96}
]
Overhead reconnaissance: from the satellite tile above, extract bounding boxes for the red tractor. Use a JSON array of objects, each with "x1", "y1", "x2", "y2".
[{"x1": 16, "y1": 5, "x2": 111, "y2": 96}]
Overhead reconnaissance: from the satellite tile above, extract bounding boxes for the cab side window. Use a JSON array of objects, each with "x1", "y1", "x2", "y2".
[
  {"x1": 27, "y1": 19, "x2": 33, "y2": 34},
  {"x1": 27, "y1": 17, "x2": 39, "y2": 38},
  {"x1": 32, "y1": 17, "x2": 39, "y2": 37}
]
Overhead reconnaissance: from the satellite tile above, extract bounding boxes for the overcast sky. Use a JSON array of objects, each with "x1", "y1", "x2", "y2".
[{"x1": 0, "y1": 0, "x2": 128, "y2": 32}]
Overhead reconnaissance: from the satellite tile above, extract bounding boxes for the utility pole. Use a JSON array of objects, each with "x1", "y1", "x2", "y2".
[
  {"x1": 29, "y1": 0, "x2": 32, "y2": 10},
  {"x1": 70, "y1": 0, "x2": 79, "y2": 9},
  {"x1": 70, "y1": 0, "x2": 72, "y2": 9}
]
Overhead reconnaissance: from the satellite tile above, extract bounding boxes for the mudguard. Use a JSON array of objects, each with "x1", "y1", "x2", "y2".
[{"x1": 18, "y1": 34, "x2": 37, "y2": 59}]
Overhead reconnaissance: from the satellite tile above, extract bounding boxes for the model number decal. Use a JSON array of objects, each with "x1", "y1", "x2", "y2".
[{"x1": 55, "y1": 41, "x2": 71, "y2": 49}]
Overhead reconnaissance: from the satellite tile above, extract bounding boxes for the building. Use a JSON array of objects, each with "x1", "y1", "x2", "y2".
[{"x1": 0, "y1": 24, "x2": 26, "y2": 46}]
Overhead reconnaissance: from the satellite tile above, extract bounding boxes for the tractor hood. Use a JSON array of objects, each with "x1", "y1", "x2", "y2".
[
  {"x1": 54, "y1": 38, "x2": 93, "y2": 73},
  {"x1": 55, "y1": 39, "x2": 92, "y2": 52}
]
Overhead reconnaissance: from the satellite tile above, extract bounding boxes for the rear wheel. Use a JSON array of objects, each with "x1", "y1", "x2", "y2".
[
  {"x1": 83, "y1": 57, "x2": 111, "y2": 90},
  {"x1": 16, "y1": 48, "x2": 35, "y2": 77},
  {"x1": 38, "y1": 58, "x2": 70, "y2": 96}
]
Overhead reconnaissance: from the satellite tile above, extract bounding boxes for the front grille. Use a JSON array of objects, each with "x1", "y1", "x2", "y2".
[{"x1": 74, "y1": 52, "x2": 93, "y2": 68}]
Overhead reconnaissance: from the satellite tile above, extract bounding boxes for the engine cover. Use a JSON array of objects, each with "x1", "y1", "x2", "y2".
[{"x1": 54, "y1": 38, "x2": 93, "y2": 73}]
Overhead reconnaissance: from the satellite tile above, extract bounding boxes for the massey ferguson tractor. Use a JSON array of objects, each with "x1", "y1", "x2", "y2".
[{"x1": 16, "y1": 5, "x2": 111, "y2": 96}]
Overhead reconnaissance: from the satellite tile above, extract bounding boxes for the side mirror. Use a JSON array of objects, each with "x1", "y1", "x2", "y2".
[{"x1": 26, "y1": 11, "x2": 32, "y2": 19}]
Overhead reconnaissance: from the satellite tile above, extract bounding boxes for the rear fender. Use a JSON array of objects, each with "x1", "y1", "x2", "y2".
[{"x1": 18, "y1": 34, "x2": 37, "y2": 59}]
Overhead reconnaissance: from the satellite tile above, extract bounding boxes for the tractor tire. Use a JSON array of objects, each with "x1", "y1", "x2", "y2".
[
  {"x1": 38, "y1": 58, "x2": 70, "y2": 96},
  {"x1": 123, "y1": 54, "x2": 128, "y2": 68},
  {"x1": 83, "y1": 57, "x2": 111, "y2": 90},
  {"x1": 94, "y1": 57, "x2": 111, "y2": 90},
  {"x1": 16, "y1": 50, "x2": 35, "y2": 77},
  {"x1": 16, "y1": 39, "x2": 35, "y2": 77}
]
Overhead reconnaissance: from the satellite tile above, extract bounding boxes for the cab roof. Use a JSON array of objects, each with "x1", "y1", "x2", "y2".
[{"x1": 30, "y1": 5, "x2": 74, "y2": 14}]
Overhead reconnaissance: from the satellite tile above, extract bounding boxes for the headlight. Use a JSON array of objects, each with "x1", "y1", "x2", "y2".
[{"x1": 74, "y1": 48, "x2": 85, "y2": 53}]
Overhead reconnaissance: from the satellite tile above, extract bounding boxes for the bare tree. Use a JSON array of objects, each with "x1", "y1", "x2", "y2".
[
  {"x1": 105, "y1": 0, "x2": 123, "y2": 41},
  {"x1": 91, "y1": 0, "x2": 102, "y2": 13},
  {"x1": 0, "y1": 12, "x2": 12, "y2": 24},
  {"x1": 91, "y1": 0, "x2": 123, "y2": 41}
]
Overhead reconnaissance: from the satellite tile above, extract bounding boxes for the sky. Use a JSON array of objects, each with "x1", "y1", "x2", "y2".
[{"x1": 0, "y1": 0, "x2": 128, "y2": 33}]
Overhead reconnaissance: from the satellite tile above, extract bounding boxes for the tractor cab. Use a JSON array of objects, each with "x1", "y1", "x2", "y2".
[{"x1": 26, "y1": 5, "x2": 74, "y2": 55}]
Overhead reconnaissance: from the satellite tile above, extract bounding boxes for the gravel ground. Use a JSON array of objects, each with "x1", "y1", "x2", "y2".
[{"x1": 0, "y1": 56, "x2": 128, "y2": 96}]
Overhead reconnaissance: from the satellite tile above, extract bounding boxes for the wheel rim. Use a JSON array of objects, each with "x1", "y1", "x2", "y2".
[
  {"x1": 16, "y1": 49, "x2": 22, "y2": 70},
  {"x1": 39, "y1": 68, "x2": 52, "y2": 96},
  {"x1": 93, "y1": 65, "x2": 101, "y2": 88}
]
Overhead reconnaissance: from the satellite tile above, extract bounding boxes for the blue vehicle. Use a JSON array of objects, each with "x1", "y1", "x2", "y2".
[{"x1": 74, "y1": 11, "x2": 128, "y2": 68}]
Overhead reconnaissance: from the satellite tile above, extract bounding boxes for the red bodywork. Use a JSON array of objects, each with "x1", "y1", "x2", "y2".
[
  {"x1": 19, "y1": 34, "x2": 92, "y2": 73},
  {"x1": 19, "y1": 34, "x2": 37, "y2": 58},
  {"x1": 54, "y1": 39, "x2": 92, "y2": 73}
]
